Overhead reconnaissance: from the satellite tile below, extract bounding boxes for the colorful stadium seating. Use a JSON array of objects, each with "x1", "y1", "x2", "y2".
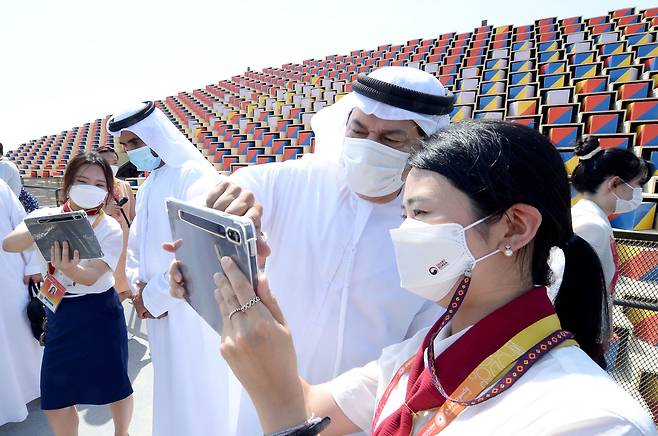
[{"x1": 6, "y1": 5, "x2": 657, "y2": 230}]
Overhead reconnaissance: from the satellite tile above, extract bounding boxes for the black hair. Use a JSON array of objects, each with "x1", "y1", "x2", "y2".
[
  {"x1": 0, "y1": 142, "x2": 3, "y2": 156},
  {"x1": 572, "y1": 136, "x2": 654, "y2": 194},
  {"x1": 409, "y1": 120, "x2": 608, "y2": 362}
]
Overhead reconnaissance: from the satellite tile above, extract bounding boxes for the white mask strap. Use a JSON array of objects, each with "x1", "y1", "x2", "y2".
[
  {"x1": 463, "y1": 214, "x2": 493, "y2": 231},
  {"x1": 473, "y1": 248, "x2": 501, "y2": 266},
  {"x1": 464, "y1": 214, "x2": 502, "y2": 268}
]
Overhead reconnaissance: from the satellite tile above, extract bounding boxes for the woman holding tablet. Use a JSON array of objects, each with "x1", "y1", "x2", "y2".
[
  {"x1": 3, "y1": 152, "x2": 133, "y2": 436},
  {"x1": 199, "y1": 121, "x2": 654, "y2": 435}
]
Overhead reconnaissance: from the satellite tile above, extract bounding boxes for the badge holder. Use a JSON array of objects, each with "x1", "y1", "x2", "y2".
[{"x1": 38, "y1": 273, "x2": 66, "y2": 313}]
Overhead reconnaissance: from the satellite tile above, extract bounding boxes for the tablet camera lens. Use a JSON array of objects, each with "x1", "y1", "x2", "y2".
[{"x1": 227, "y1": 229, "x2": 241, "y2": 244}]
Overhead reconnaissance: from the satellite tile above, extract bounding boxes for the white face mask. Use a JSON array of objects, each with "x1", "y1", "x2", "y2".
[
  {"x1": 389, "y1": 216, "x2": 500, "y2": 302},
  {"x1": 69, "y1": 184, "x2": 107, "y2": 209},
  {"x1": 110, "y1": 165, "x2": 119, "y2": 176},
  {"x1": 614, "y1": 182, "x2": 643, "y2": 214},
  {"x1": 340, "y1": 137, "x2": 409, "y2": 197}
]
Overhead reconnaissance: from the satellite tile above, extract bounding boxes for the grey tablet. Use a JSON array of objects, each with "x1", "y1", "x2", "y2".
[
  {"x1": 166, "y1": 198, "x2": 258, "y2": 335},
  {"x1": 24, "y1": 211, "x2": 103, "y2": 262}
]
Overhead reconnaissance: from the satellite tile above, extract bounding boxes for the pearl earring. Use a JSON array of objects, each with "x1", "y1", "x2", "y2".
[{"x1": 504, "y1": 244, "x2": 513, "y2": 257}]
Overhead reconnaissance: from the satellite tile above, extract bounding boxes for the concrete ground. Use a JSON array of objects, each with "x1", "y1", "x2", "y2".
[{"x1": 0, "y1": 302, "x2": 154, "y2": 436}]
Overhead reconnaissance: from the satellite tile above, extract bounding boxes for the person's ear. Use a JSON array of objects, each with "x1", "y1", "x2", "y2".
[
  {"x1": 497, "y1": 204, "x2": 542, "y2": 255},
  {"x1": 606, "y1": 176, "x2": 623, "y2": 193}
]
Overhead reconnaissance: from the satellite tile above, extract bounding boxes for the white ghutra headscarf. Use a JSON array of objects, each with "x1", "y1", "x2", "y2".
[{"x1": 311, "y1": 66, "x2": 453, "y2": 163}]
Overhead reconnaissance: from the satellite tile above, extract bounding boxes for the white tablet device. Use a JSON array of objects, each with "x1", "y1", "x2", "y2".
[{"x1": 24, "y1": 211, "x2": 103, "y2": 262}]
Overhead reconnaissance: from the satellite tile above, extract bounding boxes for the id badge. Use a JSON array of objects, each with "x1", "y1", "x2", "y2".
[{"x1": 38, "y1": 274, "x2": 67, "y2": 312}]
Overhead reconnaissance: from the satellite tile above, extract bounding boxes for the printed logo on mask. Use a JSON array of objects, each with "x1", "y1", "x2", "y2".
[{"x1": 429, "y1": 259, "x2": 449, "y2": 275}]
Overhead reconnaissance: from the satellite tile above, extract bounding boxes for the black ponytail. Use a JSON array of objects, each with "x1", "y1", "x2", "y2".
[
  {"x1": 554, "y1": 235, "x2": 608, "y2": 363},
  {"x1": 410, "y1": 120, "x2": 609, "y2": 362}
]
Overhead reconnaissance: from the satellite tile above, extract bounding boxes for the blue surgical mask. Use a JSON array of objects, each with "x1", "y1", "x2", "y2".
[{"x1": 127, "y1": 146, "x2": 162, "y2": 171}]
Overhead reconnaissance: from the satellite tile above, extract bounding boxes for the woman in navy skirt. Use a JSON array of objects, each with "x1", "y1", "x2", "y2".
[{"x1": 3, "y1": 152, "x2": 133, "y2": 436}]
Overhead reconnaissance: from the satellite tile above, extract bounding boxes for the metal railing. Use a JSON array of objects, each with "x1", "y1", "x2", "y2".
[
  {"x1": 22, "y1": 180, "x2": 62, "y2": 207},
  {"x1": 607, "y1": 230, "x2": 658, "y2": 424}
]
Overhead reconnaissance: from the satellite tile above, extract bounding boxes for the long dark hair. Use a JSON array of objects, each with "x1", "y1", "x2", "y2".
[
  {"x1": 409, "y1": 120, "x2": 607, "y2": 361},
  {"x1": 572, "y1": 136, "x2": 654, "y2": 193},
  {"x1": 62, "y1": 152, "x2": 114, "y2": 202}
]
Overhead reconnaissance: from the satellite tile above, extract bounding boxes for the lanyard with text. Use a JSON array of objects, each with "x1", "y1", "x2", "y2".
[
  {"x1": 371, "y1": 314, "x2": 577, "y2": 435},
  {"x1": 38, "y1": 210, "x2": 105, "y2": 312}
]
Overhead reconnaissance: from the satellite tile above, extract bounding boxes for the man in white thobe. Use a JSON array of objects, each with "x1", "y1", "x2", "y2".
[
  {"x1": 0, "y1": 178, "x2": 43, "y2": 426},
  {"x1": 0, "y1": 142, "x2": 22, "y2": 197},
  {"x1": 107, "y1": 103, "x2": 256, "y2": 436},
  {"x1": 206, "y1": 66, "x2": 454, "y2": 434}
]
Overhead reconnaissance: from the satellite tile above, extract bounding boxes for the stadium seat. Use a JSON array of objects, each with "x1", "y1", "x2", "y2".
[
  {"x1": 542, "y1": 104, "x2": 579, "y2": 124},
  {"x1": 540, "y1": 87, "x2": 575, "y2": 105},
  {"x1": 623, "y1": 99, "x2": 658, "y2": 122},
  {"x1": 542, "y1": 123, "x2": 583, "y2": 148},
  {"x1": 635, "y1": 122, "x2": 658, "y2": 146},
  {"x1": 451, "y1": 105, "x2": 474, "y2": 121},
  {"x1": 539, "y1": 60, "x2": 567, "y2": 74},
  {"x1": 574, "y1": 76, "x2": 609, "y2": 93},
  {"x1": 581, "y1": 111, "x2": 625, "y2": 134},
  {"x1": 507, "y1": 98, "x2": 540, "y2": 116},
  {"x1": 540, "y1": 73, "x2": 570, "y2": 89},
  {"x1": 579, "y1": 91, "x2": 616, "y2": 112},
  {"x1": 592, "y1": 133, "x2": 635, "y2": 150}
]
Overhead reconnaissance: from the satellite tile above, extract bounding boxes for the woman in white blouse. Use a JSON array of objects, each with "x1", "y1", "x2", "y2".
[
  {"x1": 571, "y1": 136, "x2": 653, "y2": 294},
  {"x1": 173, "y1": 120, "x2": 655, "y2": 435},
  {"x1": 3, "y1": 152, "x2": 133, "y2": 436},
  {"x1": 570, "y1": 136, "x2": 654, "y2": 368}
]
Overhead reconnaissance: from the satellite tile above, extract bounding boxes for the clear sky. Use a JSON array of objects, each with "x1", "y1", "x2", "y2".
[{"x1": 1, "y1": 0, "x2": 654, "y2": 150}]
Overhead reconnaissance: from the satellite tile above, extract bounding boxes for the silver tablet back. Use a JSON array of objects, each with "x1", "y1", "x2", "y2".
[{"x1": 166, "y1": 198, "x2": 258, "y2": 335}]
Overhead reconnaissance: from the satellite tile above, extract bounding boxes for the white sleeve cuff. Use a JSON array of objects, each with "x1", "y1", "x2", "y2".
[{"x1": 142, "y1": 270, "x2": 181, "y2": 317}]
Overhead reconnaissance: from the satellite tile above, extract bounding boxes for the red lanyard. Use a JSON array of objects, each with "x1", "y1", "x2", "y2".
[{"x1": 371, "y1": 356, "x2": 416, "y2": 434}]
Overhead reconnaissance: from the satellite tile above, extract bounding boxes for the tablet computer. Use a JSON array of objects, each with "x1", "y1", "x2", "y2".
[
  {"x1": 166, "y1": 198, "x2": 258, "y2": 334},
  {"x1": 24, "y1": 211, "x2": 103, "y2": 262}
]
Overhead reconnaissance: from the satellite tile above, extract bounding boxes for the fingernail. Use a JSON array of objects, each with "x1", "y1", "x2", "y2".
[{"x1": 220, "y1": 257, "x2": 230, "y2": 268}]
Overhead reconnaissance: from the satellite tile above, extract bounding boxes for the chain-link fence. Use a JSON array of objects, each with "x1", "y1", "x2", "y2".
[{"x1": 607, "y1": 231, "x2": 658, "y2": 425}]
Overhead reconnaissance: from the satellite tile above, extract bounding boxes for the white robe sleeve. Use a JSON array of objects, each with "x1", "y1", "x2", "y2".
[
  {"x1": 141, "y1": 163, "x2": 224, "y2": 317},
  {"x1": 141, "y1": 270, "x2": 171, "y2": 317},
  {"x1": 7, "y1": 187, "x2": 25, "y2": 227},
  {"x1": 125, "y1": 214, "x2": 141, "y2": 295},
  {"x1": 131, "y1": 204, "x2": 173, "y2": 316},
  {"x1": 229, "y1": 162, "x2": 285, "y2": 234},
  {"x1": 2, "y1": 180, "x2": 38, "y2": 277},
  {"x1": 0, "y1": 161, "x2": 22, "y2": 197}
]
